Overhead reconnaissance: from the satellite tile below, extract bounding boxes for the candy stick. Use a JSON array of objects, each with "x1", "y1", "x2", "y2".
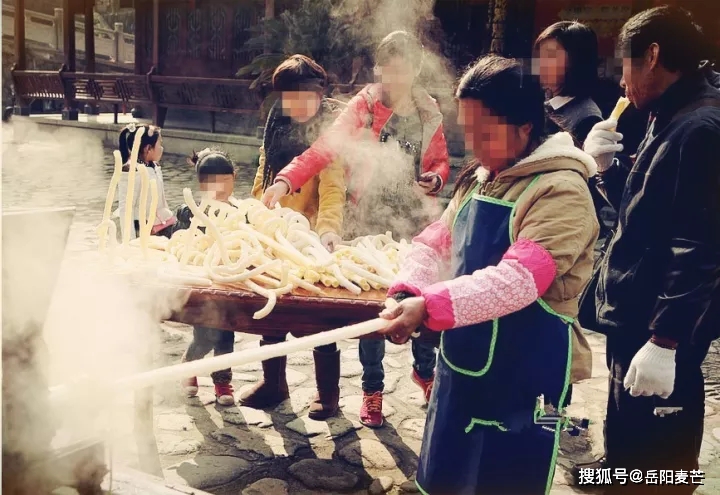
[{"x1": 122, "y1": 127, "x2": 145, "y2": 246}]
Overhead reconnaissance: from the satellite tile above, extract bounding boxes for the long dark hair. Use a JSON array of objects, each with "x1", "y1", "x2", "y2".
[
  {"x1": 453, "y1": 55, "x2": 547, "y2": 196},
  {"x1": 118, "y1": 124, "x2": 161, "y2": 164},
  {"x1": 535, "y1": 21, "x2": 599, "y2": 99}
]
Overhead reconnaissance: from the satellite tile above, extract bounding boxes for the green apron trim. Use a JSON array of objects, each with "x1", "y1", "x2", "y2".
[
  {"x1": 543, "y1": 323, "x2": 573, "y2": 495},
  {"x1": 415, "y1": 479, "x2": 430, "y2": 495},
  {"x1": 464, "y1": 417, "x2": 509, "y2": 433},
  {"x1": 537, "y1": 298, "x2": 575, "y2": 323},
  {"x1": 452, "y1": 183, "x2": 481, "y2": 229},
  {"x1": 471, "y1": 194, "x2": 514, "y2": 207},
  {"x1": 440, "y1": 318, "x2": 499, "y2": 376}
]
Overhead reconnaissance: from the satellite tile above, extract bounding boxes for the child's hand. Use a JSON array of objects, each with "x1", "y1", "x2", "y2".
[
  {"x1": 417, "y1": 172, "x2": 441, "y2": 195},
  {"x1": 262, "y1": 181, "x2": 290, "y2": 208},
  {"x1": 320, "y1": 232, "x2": 342, "y2": 252}
]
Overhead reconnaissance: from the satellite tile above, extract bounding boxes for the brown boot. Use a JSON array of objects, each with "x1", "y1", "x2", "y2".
[
  {"x1": 239, "y1": 340, "x2": 289, "y2": 409},
  {"x1": 308, "y1": 349, "x2": 341, "y2": 420}
]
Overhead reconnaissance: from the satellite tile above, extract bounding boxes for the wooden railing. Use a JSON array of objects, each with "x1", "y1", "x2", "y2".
[
  {"x1": 3, "y1": 4, "x2": 135, "y2": 65},
  {"x1": 11, "y1": 68, "x2": 265, "y2": 130}
]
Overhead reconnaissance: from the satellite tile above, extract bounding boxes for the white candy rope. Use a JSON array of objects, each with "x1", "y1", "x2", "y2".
[{"x1": 122, "y1": 127, "x2": 145, "y2": 246}]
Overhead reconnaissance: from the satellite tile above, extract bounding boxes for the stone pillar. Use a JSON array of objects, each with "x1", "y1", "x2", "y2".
[{"x1": 53, "y1": 8, "x2": 63, "y2": 50}]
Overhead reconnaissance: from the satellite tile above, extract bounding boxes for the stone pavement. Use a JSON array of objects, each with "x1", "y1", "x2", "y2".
[
  {"x1": 4, "y1": 123, "x2": 720, "y2": 494},
  {"x1": 93, "y1": 322, "x2": 719, "y2": 495}
]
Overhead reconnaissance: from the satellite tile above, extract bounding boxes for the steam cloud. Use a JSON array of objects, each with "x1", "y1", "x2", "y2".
[{"x1": 2, "y1": 120, "x2": 188, "y2": 492}]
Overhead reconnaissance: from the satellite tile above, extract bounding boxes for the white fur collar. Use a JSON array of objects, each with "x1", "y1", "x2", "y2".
[{"x1": 474, "y1": 132, "x2": 598, "y2": 181}]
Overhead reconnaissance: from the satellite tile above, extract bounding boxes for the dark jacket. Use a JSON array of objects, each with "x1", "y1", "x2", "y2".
[
  {"x1": 546, "y1": 96, "x2": 603, "y2": 145},
  {"x1": 596, "y1": 74, "x2": 720, "y2": 345}
]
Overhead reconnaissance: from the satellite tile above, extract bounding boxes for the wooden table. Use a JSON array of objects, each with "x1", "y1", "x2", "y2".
[{"x1": 167, "y1": 284, "x2": 388, "y2": 337}]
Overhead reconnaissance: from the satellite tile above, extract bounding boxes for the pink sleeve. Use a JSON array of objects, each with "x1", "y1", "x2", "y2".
[
  {"x1": 421, "y1": 238, "x2": 557, "y2": 331},
  {"x1": 276, "y1": 93, "x2": 369, "y2": 191},
  {"x1": 388, "y1": 220, "x2": 452, "y2": 297}
]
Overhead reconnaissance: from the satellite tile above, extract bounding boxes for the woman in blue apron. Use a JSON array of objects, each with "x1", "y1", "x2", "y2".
[{"x1": 379, "y1": 55, "x2": 598, "y2": 494}]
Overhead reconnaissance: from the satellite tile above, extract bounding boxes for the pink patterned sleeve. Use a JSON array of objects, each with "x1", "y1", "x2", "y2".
[
  {"x1": 388, "y1": 221, "x2": 453, "y2": 297},
  {"x1": 421, "y1": 238, "x2": 557, "y2": 331}
]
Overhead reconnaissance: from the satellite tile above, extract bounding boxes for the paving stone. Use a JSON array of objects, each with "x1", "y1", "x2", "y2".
[
  {"x1": 210, "y1": 426, "x2": 305, "y2": 459},
  {"x1": 288, "y1": 351, "x2": 314, "y2": 366},
  {"x1": 221, "y1": 407, "x2": 273, "y2": 428},
  {"x1": 385, "y1": 357, "x2": 403, "y2": 369},
  {"x1": 156, "y1": 413, "x2": 195, "y2": 432},
  {"x1": 233, "y1": 373, "x2": 259, "y2": 382},
  {"x1": 340, "y1": 394, "x2": 395, "y2": 417},
  {"x1": 339, "y1": 439, "x2": 398, "y2": 470},
  {"x1": 275, "y1": 387, "x2": 317, "y2": 415},
  {"x1": 156, "y1": 434, "x2": 201, "y2": 456},
  {"x1": 234, "y1": 363, "x2": 262, "y2": 372},
  {"x1": 242, "y1": 478, "x2": 289, "y2": 495},
  {"x1": 288, "y1": 459, "x2": 359, "y2": 491},
  {"x1": 405, "y1": 391, "x2": 427, "y2": 408},
  {"x1": 369, "y1": 476, "x2": 395, "y2": 494},
  {"x1": 352, "y1": 373, "x2": 402, "y2": 395},
  {"x1": 287, "y1": 369, "x2": 308, "y2": 387},
  {"x1": 285, "y1": 416, "x2": 362, "y2": 439},
  {"x1": 713, "y1": 428, "x2": 720, "y2": 443},
  {"x1": 400, "y1": 480, "x2": 420, "y2": 493},
  {"x1": 706, "y1": 405, "x2": 716, "y2": 417},
  {"x1": 699, "y1": 440, "x2": 716, "y2": 466},
  {"x1": 167, "y1": 455, "x2": 251, "y2": 489},
  {"x1": 399, "y1": 418, "x2": 426, "y2": 441},
  {"x1": 340, "y1": 361, "x2": 364, "y2": 378}
]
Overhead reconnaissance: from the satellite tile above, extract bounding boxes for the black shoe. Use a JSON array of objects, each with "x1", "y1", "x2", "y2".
[{"x1": 568, "y1": 457, "x2": 607, "y2": 486}]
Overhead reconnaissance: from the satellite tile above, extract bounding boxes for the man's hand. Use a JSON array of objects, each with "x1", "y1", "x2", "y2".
[
  {"x1": 261, "y1": 181, "x2": 290, "y2": 208},
  {"x1": 624, "y1": 341, "x2": 676, "y2": 399},
  {"x1": 320, "y1": 232, "x2": 342, "y2": 252},
  {"x1": 583, "y1": 119, "x2": 624, "y2": 173},
  {"x1": 378, "y1": 297, "x2": 427, "y2": 344},
  {"x1": 417, "y1": 172, "x2": 441, "y2": 195}
]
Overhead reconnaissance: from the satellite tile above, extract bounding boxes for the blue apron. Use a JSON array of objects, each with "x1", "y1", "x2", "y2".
[{"x1": 416, "y1": 177, "x2": 574, "y2": 495}]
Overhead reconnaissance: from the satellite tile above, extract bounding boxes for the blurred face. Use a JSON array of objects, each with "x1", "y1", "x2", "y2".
[
  {"x1": 375, "y1": 56, "x2": 416, "y2": 102},
  {"x1": 457, "y1": 99, "x2": 532, "y2": 172},
  {"x1": 537, "y1": 39, "x2": 568, "y2": 97},
  {"x1": 144, "y1": 135, "x2": 164, "y2": 162},
  {"x1": 281, "y1": 91, "x2": 321, "y2": 122},
  {"x1": 620, "y1": 44, "x2": 660, "y2": 110},
  {"x1": 199, "y1": 173, "x2": 235, "y2": 202}
]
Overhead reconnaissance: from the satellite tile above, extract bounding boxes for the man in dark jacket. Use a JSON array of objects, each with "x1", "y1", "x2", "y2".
[{"x1": 574, "y1": 6, "x2": 720, "y2": 494}]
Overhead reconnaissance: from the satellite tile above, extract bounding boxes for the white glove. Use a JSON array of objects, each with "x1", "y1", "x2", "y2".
[
  {"x1": 583, "y1": 119, "x2": 624, "y2": 173},
  {"x1": 624, "y1": 341, "x2": 676, "y2": 399}
]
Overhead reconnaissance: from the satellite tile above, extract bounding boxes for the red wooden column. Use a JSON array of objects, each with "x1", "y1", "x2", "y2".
[
  {"x1": 83, "y1": 0, "x2": 99, "y2": 115},
  {"x1": 13, "y1": 0, "x2": 30, "y2": 115},
  {"x1": 264, "y1": 0, "x2": 275, "y2": 53},
  {"x1": 150, "y1": 0, "x2": 166, "y2": 127},
  {"x1": 62, "y1": 0, "x2": 79, "y2": 120}
]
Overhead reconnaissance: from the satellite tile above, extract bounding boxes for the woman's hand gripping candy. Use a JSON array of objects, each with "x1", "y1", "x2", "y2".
[{"x1": 378, "y1": 296, "x2": 428, "y2": 344}]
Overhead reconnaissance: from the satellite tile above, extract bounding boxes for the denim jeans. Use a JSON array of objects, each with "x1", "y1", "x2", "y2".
[
  {"x1": 183, "y1": 326, "x2": 235, "y2": 384},
  {"x1": 359, "y1": 338, "x2": 437, "y2": 393},
  {"x1": 264, "y1": 334, "x2": 336, "y2": 353}
]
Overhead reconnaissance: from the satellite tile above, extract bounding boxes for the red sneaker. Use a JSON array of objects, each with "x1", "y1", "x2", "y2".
[
  {"x1": 360, "y1": 391, "x2": 384, "y2": 428},
  {"x1": 214, "y1": 382, "x2": 235, "y2": 406},
  {"x1": 182, "y1": 377, "x2": 198, "y2": 397},
  {"x1": 411, "y1": 370, "x2": 434, "y2": 404}
]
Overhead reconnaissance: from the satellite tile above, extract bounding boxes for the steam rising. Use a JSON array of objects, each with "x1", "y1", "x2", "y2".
[{"x1": 2, "y1": 120, "x2": 188, "y2": 491}]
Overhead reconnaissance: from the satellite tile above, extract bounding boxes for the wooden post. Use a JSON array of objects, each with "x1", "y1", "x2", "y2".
[
  {"x1": 131, "y1": 0, "x2": 145, "y2": 118},
  {"x1": 83, "y1": 0, "x2": 99, "y2": 116},
  {"x1": 264, "y1": 0, "x2": 275, "y2": 54},
  {"x1": 14, "y1": 0, "x2": 26, "y2": 70},
  {"x1": 13, "y1": 0, "x2": 30, "y2": 116},
  {"x1": 62, "y1": 0, "x2": 79, "y2": 120},
  {"x1": 54, "y1": 8, "x2": 63, "y2": 50},
  {"x1": 151, "y1": 0, "x2": 163, "y2": 126}
]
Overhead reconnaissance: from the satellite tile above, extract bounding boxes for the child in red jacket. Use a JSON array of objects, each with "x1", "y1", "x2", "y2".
[
  {"x1": 262, "y1": 30, "x2": 450, "y2": 240},
  {"x1": 263, "y1": 31, "x2": 450, "y2": 428}
]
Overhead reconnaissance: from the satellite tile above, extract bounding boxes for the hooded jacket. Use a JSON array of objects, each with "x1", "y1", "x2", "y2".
[
  {"x1": 275, "y1": 83, "x2": 450, "y2": 203},
  {"x1": 389, "y1": 132, "x2": 600, "y2": 382}
]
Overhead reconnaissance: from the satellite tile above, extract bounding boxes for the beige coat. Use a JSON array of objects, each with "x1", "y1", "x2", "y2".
[{"x1": 442, "y1": 132, "x2": 599, "y2": 382}]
